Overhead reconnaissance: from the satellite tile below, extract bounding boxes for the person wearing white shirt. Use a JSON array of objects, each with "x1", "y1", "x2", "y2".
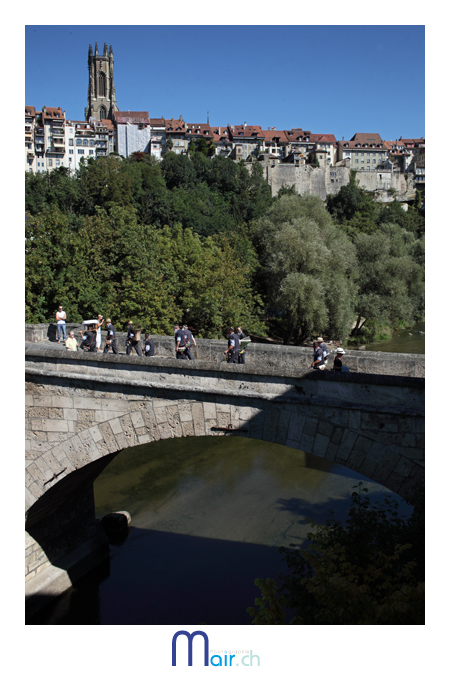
[{"x1": 55, "y1": 305, "x2": 66, "y2": 343}]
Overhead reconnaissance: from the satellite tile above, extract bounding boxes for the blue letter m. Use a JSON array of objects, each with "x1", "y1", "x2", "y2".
[{"x1": 172, "y1": 630, "x2": 209, "y2": 666}]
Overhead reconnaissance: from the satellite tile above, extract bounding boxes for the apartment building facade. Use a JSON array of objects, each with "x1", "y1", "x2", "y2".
[{"x1": 336, "y1": 133, "x2": 388, "y2": 170}]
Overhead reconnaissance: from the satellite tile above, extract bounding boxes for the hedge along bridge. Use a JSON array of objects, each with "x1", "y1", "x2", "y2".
[{"x1": 25, "y1": 340, "x2": 425, "y2": 616}]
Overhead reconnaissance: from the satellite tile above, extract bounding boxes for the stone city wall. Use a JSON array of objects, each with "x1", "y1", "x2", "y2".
[{"x1": 263, "y1": 164, "x2": 416, "y2": 201}]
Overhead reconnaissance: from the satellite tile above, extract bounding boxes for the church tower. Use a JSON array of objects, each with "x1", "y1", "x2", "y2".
[{"x1": 85, "y1": 42, "x2": 118, "y2": 121}]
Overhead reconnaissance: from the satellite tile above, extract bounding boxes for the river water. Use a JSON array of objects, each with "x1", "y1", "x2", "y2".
[
  {"x1": 359, "y1": 321, "x2": 425, "y2": 354},
  {"x1": 29, "y1": 436, "x2": 412, "y2": 625}
]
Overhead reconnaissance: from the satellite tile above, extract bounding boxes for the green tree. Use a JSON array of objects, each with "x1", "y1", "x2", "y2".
[
  {"x1": 327, "y1": 171, "x2": 377, "y2": 227},
  {"x1": 352, "y1": 223, "x2": 424, "y2": 335},
  {"x1": 247, "y1": 484, "x2": 425, "y2": 625},
  {"x1": 253, "y1": 195, "x2": 357, "y2": 343}
]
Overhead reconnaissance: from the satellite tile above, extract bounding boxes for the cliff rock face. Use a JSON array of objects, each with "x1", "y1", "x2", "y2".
[{"x1": 263, "y1": 163, "x2": 416, "y2": 202}]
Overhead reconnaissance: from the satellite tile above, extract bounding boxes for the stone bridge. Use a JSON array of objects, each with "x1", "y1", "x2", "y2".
[{"x1": 25, "y1": 342, "x2": 424, "y2": 616}]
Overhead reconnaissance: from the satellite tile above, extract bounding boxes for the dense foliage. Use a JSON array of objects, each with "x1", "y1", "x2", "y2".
[
  {"x1": 247, "y1": 483, "x2": 425, "y2": 624},
  {"x1": 25, "y1": 156, "x2": 424, "y2": 342}
]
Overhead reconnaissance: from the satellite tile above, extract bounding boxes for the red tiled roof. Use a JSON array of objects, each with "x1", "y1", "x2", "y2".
[
  {"x1": 165, "y1": 118, "x2": 186, "y2": 132},
  {"x1": 310, "y1": 133, "x2": 337, "y2": 144},
  {"x1": 42, "y1": 106, "x2": 65, "y2": 120},
  {"x1": 228, "y1": 124, "x2": 264, "y2": 139},
  {"x1": 260, "y1": 129, "x2": 289, "y2": 144},
  {"x1": 25, "y1": 106, "x2": 36, "y2": 116},
  {"x1": 339, "y1": 138, "x2": 385, "y2": 149},
  {"x1": 350, "y1": 132, "x2": 383, "y2": 144}
]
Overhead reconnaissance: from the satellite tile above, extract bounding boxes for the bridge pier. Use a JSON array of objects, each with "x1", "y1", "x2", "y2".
[{"x1": 25, "y1": 457, "x2": 113, "y2": 619}]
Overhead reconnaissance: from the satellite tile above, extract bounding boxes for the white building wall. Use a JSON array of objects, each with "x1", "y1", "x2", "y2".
[{"x1": 117, "y1": 124, "x2": 151, "y2": 157}]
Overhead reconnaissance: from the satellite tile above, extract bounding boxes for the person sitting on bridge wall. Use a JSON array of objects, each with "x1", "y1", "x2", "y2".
[
  {"x1": 65, "y1": 330, "x2": 78, "y2": 351},
  {"x1": 79, "y1": 327, "x2": 96, "y2": 352}
]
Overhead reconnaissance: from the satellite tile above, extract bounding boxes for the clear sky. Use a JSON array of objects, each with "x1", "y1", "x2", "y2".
[{"x1": 25, "y1": 24, "x2": 425, "y2": 141}]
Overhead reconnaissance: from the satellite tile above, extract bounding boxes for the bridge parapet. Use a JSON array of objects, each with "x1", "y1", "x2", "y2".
[{"x1": 25, "y1": 324, "x2": 425, "y2": 377}]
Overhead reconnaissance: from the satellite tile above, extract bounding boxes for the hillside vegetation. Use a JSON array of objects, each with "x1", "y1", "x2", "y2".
[{"x1": 25, "y1": 155, "x2": 424, "y2": 342}]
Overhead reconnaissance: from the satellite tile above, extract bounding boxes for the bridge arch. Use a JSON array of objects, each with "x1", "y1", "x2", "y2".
[{"x1": 25, "y1": 347, "x2": 424, "y2": 616}]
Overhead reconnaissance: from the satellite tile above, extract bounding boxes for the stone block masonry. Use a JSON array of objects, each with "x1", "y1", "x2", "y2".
[{"x1": 25, "y1": 343, "x2": 424, "y2": 615}]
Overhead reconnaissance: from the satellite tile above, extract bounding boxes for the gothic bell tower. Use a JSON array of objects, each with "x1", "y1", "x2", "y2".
[{"x1": 85, "y1": 42, "x2": 118, "y2": 121}]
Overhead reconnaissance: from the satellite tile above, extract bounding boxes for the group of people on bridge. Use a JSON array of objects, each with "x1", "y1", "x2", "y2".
[
  {"x1": 55, "y1": 305, "x2": 251, "y2": 363},
  {"x1": 55, "y1": 305, "x2": 346, "y2": 370},
  {"x1": 311, "y1": 337, "x2": 348, "y2": 372}
]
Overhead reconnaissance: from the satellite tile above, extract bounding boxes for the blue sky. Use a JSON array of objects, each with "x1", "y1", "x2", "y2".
[{"x1": 25, "y1": 24, "x2": 424, "y2": 141}]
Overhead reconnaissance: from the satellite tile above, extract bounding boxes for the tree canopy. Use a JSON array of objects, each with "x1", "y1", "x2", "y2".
[{"x1": 25, "y1": 154, "x2": 424, "y2": 344}]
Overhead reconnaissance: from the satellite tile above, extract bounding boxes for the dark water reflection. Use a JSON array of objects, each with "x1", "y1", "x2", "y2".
[{"x1": 29, "y1": 436, "x2": 412, "y2": 625}]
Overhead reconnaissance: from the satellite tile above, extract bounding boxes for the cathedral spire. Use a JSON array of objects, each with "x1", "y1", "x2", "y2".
[{"x1": 85, "y1": 41, "x2": 118, "y2": 121}]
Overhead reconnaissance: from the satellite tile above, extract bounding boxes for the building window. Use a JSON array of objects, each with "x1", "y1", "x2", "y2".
[
  {"x1": 69, "y1": 150, "x2": 73, "y2": 154},
  {"x1": 98, "y1": 71, "x2": 106, "y2": 97},
  {"x1": 83, "y1": 139, "x2": 88, "y2": 146},
  {"x1": 56, "y1": 160, "x2": 60, "y2": 166},
  {"x1": 48, "y1": 160, "x2": 52, "y2": 167},
  {"x1": 78, "y1": 149, "x2": 84, "y2": 155},
  {"x1": 76, "y1": 139, "x2": 82, "y2": 146},
  {"x1": 89, "y1": 150, "x2": 94, "y2": 155}
]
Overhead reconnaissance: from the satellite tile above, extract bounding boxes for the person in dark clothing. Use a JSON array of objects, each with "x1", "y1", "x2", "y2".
[
  {"x1": 317, "y1": 337, "x2": 328, "y2": 367},
  {"x1": 126, "y1": 321, "x2": 142, "y2": 356},
  {"x1": 144, "y1": 334, "x2": 155, "y2": 357},
  {"x1": 333, "y1": 347, "x2": 348, "y2": 372},
  {"x1": 311, "y1": 341, "x2": 325, "y2": 369},
  {"x1": 103, "y1": 318, "x2": 119, "y2": 354},
  {"x1": 174, "y1": 324, "x2": 187, "y2": 359},
  {"x1": 224, "y1": 327, "x2": 240, "y2": 363},
  {"x1": 79, "y1": 328, "x2": 96, "y2": 352},
  {"x1": 237, "y1": 326, "x2": 251, "y2": 364},
  {"x1": 182, "y1": 324, "x2": 197, "y2": 360}
]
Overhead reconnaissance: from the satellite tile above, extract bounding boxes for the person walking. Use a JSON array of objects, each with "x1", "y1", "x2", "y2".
[
  {"x1": 65, "y1": 330, "x2": 78, "y2": 351},
  {"x1": 144, "y1": 334, "x2": 155, "y2": 357},
  {"x1": 55, "y1": 305, "x2": 67, "y2": 343},
  {"x1": 103, "y1": 319, "x2": 119, "y2": 354},
  {"x1": 311, "y1": 341, "x2": 325, "y2": 370},
  {"x1": 317, "y1": 337, "x2": 328, "y2": 367},
  {"x1": 126, "y1": 321, "x2": 142, "y2": 356},
  {"x1": 224, "y1": 327, "x2": 240, "y2": 363},
  {"x1": 96, "y1": 314, "x2": 104, "y2": 352},
  {"x1": 237, "y1": 326, "x2": 251, "y2": 364},
  {"x1": 174, "y1": 324, "x2": 187, "y2": 359},
  {"x1": 182, "y1": 324, "x2": 197, "y2": 360}
]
